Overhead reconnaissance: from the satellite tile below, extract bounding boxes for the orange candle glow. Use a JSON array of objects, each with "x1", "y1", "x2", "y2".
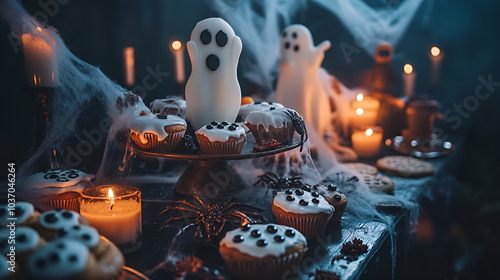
[
  {"x1": 351, "y1": 126, "x2": 383, "y2": 157},
  {"x1": 430, "y1": 46, "x2": 443, "y2": 86},
  {"x1": 402, "y1": 64, "x2": 416, "y2": 97},
  {"x1": 350, "y1": 93, "x2": 379, "y2": 128},
  {"x1": 21, "y1": 26, "x2": 59, "y2": 87},
  {"x1": 123, "y1": 47, "x2": 135, "y2": 88},
  {"x1": 170, "y1": 40, "x2": 185, "y2": 84}
]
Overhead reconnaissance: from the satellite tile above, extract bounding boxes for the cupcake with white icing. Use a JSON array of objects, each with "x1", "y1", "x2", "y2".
[
  {"x1": 129, "y1": 113, "x2": 187, "y2": 152},
  {"x1": 149, "y1": 96, "x2": 187, "y2": 119},
  {"x1": 0, "y1": 202, "x2": 39, "y2": 228},
  {"x1": 0, "y1": 227, "x2": 45, "y2": 264},
  {"x1": 272, "y1": 188, "x2": 334, "y2": 239},
  {"x1": 245, "y1": 107, "x2": 297, "y2": 144},
  {"x1": 196, "y1": 121, "x2": 246, "y2": 155},
  {"x1": 219, "y1": 223, "x2": 307, "y2": 280},
  {"x1": 237, "y1": 101, "x2": 284, "y2": 121},
  {"x1": 312, "y1": 184, "x2": 348, "y2": 221}
]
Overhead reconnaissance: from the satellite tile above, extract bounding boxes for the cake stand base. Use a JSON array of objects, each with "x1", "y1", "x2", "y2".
[{"x1": 174, "y1": 160, "x2": 244, "y2": 200}]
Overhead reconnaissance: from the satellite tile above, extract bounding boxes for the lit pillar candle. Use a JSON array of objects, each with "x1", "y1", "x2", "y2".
[
  {"x1": 170, "y1": 40, "x2": 185, "y2": 84},
  {"x1": 80, "y1": 185, "x2": 142, "y2": 252},
  {"x1": 123, "y1": 47, "x2": 135, "y2": 88},
  {"x1": 402, "y1": 64, "x2": 416, "y2": 97},
  {"x1": 350, "y1": 93, "x2": 380, "y2": 128},
  {"x1": 430, "y1": 47, "x2": 443, "y2": 86},
  {"x1": 21, "y1": 26, "x2": 59, "y2": 87},
  {"x1": 351, "y1": 126, "x2": 383, "y2": 158}
]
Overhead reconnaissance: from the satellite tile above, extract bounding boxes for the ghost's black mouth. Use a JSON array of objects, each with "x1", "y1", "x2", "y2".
[{"x1": 206, "y1": 54, "x2": 220, "y2": 71}]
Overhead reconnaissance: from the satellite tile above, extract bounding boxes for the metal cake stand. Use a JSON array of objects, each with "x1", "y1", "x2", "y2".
[{"x1": 131, "y1": 132, "x2": 306, "y2": 199}]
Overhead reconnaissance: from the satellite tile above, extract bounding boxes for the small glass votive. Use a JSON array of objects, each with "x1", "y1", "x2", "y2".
[
  {"x1": 80, "y1": 185, "x2": 142, "y2": 253},
  {"x1": 351, "y1": 126, "x2": 383, "y2": 158}
]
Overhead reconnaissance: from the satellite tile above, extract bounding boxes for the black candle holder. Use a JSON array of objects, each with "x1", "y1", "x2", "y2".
[{"x1": 23, "y1": 86, "x2": 59, "y2": 169}]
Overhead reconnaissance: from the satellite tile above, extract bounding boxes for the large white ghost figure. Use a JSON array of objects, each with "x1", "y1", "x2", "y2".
[
  {"x1": 185, "y1": 18, "x2": 243, "y2": 130},
  {"x1": 275, "y1": 24, "x2": 332, "y2": 138}
]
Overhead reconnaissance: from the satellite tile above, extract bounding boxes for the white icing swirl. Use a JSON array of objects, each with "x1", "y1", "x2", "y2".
[
  {"x1": 39, "y1": 210, "x2": 80, "y2": 230},
  {"x1": 130, "y1": 113, "x2": 187, "y2": 144},
  {"x1": 220, "y1": 224, "x2": 307, "y2": 258},
  {"x1": 58, "y1": 225, "x2": 99, "y2": 248},
  {"x1": 0, "y1": 201, "x2": 34, "y2": 227},
  {"x1": 0, "y1": 227, "x2": 40, "y2": 254},
  {"x1": 21, "y1": 169, "x2": 94, "y2": 189},
  {"x1": 238, "y1": 101, "x2": 284, "y2": 120},
  {"x1": 29, "y1": 239, "x2": 89, "y2": 279},
  {"x1": 245, "y1": 107, "x2": 296, "y2": 130},
  {"x1": 196, "y1": 122, "x2": 245, "y2": 142},
  {"x1": 273, "y1": 189, "x2": 334, "y2": 215}
]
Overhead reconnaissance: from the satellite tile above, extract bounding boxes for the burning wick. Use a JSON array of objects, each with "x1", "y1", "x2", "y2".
[
  {"x1": 171, "y1": 40, "x2": 182, "y2": 51},
  {"x1": 431, "y1": 46, "x2": 440, "y2": 57},
  {"x1": 404, "y1": 64, "x2": 413, "y2": 74},
  {"x1": 108, "y1": 188, "x2": 115, "y2": 210},
  {"x1": 365, "y1": 128, "x2": 374, "y2": 136},
  {"x1": 356, "y1": 108, "x2": 364, "y2": 116},
  {"x1": 356, "y1": 93, "x2": 364, "y2": 101}
]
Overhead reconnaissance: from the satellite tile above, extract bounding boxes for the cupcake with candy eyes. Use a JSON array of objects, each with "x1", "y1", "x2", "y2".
[
  {"x1": 237, "y1": 101, "x2": 284, "y2": 122},
  {"x1": 312, "y1": 184, "x2": 348, "y2": 221},
  {"x1": 0, "y1": 202, "x2": 39, "y2": 228},
  {"x1": 129, "y1": 113, "x2": 187, "y2": 152},
  {"x1": 0, "y1": 227, "x2": 45, "y2": 265},
  {"x1": 219, "y1": 223, "x2": 307, "y2": 280},
  {"x1": 35, "y1": 209, "x2": 88, "y2": 240},
  {"x1": 272, "y1": 188, "x2": 334, "y2": 239},
  {"x1": 245, "y1": 107, "x2": 298, "y2": 144},
  {"x1": 196, "y1": 121, "x2": 246, "y2": 155}
]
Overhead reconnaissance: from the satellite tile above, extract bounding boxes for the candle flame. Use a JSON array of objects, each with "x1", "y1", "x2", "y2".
[
  {"x1": 172, "y1": 41, "x2": 182, "y2": 51},
  {"x1": 365, "y1": 128, "x2": 374, "y2": 136},
  {"x1": 108, "y1": 188, "x2": 114, "y2": 199},
  {"x1": 356, "y1": 93, "x2": 364, "y2": 101},
  {"x1": 431, "y1": 47, "x2": 440, "y2": 57},
  {"x1": 356, "y1": 108, "x2": 364, "y2": 115},
  {"x1": 404, "y1": 64, "x2": 413, "y2": 74},
  {"x1": 36, "y1": 26, "x2": 42, "y2": 32}
]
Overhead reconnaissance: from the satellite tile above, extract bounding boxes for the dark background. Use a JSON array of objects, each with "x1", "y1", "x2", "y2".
[{"x1": 1, "y1": 0, "x2": 500, "y2": 279}]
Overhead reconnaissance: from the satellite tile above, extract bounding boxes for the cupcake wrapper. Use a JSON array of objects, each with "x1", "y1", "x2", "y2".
[
  {"x1": 221, "y1": 251, "x2": 305, "y2": 280},
  {"x1": 331, "y1": 207, "x2": 346, "y2": 221},
  {"x1": 250, "y1": 124, "x2": 295, "y2": 144},
  {"x1": 42, "y1": 197, "x2": 80, "y2": 213},
  {"x1": 198, "y1": 137, "x2": 245, "y2": 155},
  {"x1": 275, "y1": 214, "x2": 330, "y2": 239},
  {"x1": 131, "y1": 131, "x2": 184, "y2": 152}
]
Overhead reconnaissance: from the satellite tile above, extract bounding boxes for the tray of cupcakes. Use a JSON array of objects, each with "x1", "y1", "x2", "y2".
[
  {"x1": 127, "y1": 97, "x2": 308, "y2": 161},
  {"x1": 0, "y1": 202, "x2": 148, "y2": 280}
]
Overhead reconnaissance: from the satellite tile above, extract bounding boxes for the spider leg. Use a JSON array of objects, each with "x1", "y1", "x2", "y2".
[
  {"x1": 164, "y1": 200, "x2": 203, "y2": 212},
  {"x1": 159, "y1": 206, "x2": 200, "y2": 215},
  {"x1": 158, "y1": 215, "x2": 194, "y2": 231},
  {"x1": 215, "y1": 218, "x2": 229, "y2": 237},
  {"x1": 193, "y1": 196, "x2": 206, "y2": 208}
]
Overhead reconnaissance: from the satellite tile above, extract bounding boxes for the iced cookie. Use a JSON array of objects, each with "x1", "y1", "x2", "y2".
[
  {"x1": 0, "y1": 202, "x2": 39, "y2": 228},
  {"x1": 36, "y1": 210, "x2": 88, "y2": 240}
]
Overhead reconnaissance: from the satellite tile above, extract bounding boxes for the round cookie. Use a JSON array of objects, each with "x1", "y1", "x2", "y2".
[
  {"x1": 376, "y1": 156, "x2": 434, "y2": 178},
  {"x1": 362, "y1": 174, "x2": 395, "y2": 195},
  {"x1": 237, "y1": 101, "x2": 284, "y2": 121},
  {"x1": 36, "y1": 210, "x2": 88, "y2": 240},
  {"x1": 0, "y1": 227, "x2": 43, "y2": 257},
  {"x1": 0, "y1": 202, "x2": 39, "y2": 228},
  {"x1": 219, "y1": 223, "x2": 307, "y2": 280},
  {"x1": 344, "y1": 162, "x2": 378, "y2": 175},
  {"x1": 196, "y1": 121, "x2": 246, "y2": 154},
  {"x1": 311, "y1": 184, "x2": 348, "y2": 221},
  {"x1": 272, "y1": 188, "x2": 334, "y2": 239},
  {"x1": 57, "y1": 225, "x2": 100, "y2": 249}
]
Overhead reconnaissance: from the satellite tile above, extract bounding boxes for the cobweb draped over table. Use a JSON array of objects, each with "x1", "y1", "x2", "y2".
[{"x1": 2, "y1": 0, "x2": 418, "y2": 277}]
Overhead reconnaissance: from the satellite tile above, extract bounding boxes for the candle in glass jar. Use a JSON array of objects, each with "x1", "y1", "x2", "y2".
[
  {"x1": 351, "y1": 126, "x2": 383, "y2": 157},
  {"x1": 80, "y1": 185, "x2": 141, "y2": 252},
  {"x1": 21, "y1": 26, "x2": 59, "y2": 87}
]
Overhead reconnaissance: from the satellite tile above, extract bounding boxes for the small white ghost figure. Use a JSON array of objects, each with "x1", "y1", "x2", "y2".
[
  {"x1": 275, "y1": 24, "x2": 332, "y2": 137},
  {"x1": 185, "y1": 18, "x2": 243, "y2": 130}
]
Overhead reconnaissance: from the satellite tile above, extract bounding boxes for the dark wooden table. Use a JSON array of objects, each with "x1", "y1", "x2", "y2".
[{"x1": 124, "y1": 153, "x2": 449, "y2": 280}]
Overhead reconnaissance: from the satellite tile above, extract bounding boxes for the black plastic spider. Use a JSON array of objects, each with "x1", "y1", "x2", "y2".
[
  {"x1": 285, "y1": 109, "x2": 308, "y2": 151},
  {"x1": 159, "y1": 196, "x2": 266, "y2": 244},
  {"x1": 253, "y1": 172, "x2": 303, "y2": 195}
]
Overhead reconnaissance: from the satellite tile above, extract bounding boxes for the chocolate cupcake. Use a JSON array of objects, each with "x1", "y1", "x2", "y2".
[
  {"x1": 245, "y1": 107, "x2": 297, "y2": 144},
  {"x1": 196, "y1": 121, "x2": 246, "y2": 155},
  {"x1": 312, "y1": 184, "x2": 348, "y2": 221},
  {"x1": 272, "y1": 189, "x2": 334, "y2": 239},
  {"x1": 219, "y1": 223, "x2": 307, "y2": 280},
  {"x1": 237, "y1": 101, "x2": 284, "y2": 121},
  {"x1": 129, "y1": 113, "x2": 187, "y2": 152}
]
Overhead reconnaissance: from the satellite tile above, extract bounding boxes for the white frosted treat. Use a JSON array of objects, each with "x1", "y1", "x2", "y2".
[
  {"x1": 245, "y1": 107, "x2": 297, "y2": 131},
  {"x1": 39, "y1": 210, "x2": 80, "y2": 230},
  {"x1": 149, "y1": 97, "x2": 187, "y2": 119},
  {"x1": 220, "y1": 223, "x2": 307, "y2": 258},
  {"x1": 29, "y1": 239, "x2": 89, "y2": 279},
  {"x1": 57, "y1": 225, "x2": 100, "y2": 248},
  {"x1": 129, "y1": 113, "x2": 187, "y2": 144},
  {"x1": 273, "y1": 188, "x2": 334, "y2": 215},
  {"x1": 196, "y1": 121, "x2": 245, "y2": 142},
  {"x1": 21, "y1": 169, "x2": 93, "y2": 189},
  {"x1": 185, "y1": 17, "x2": 242, "y2": 129},
  {"x1": 275, "y1": 24, "x2": 332, "y2": 137},
  {"x1": 0, "y1": 227, "x2": 40, "y2": 254},
  {"x1": 0, "y1": 201, "x2": 35, "y2": 227},
  {"x1": 238, "y1": 101, "x2": 284, "y2": 120}
]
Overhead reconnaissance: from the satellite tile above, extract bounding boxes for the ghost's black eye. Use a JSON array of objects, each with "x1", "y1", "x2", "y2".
[
  {"x1": 293, "y1": 45, "x2": 300, "y2": 52},
  {"x1": 284, "y1": 42, "x2": 290, "y2": 49},
  {"x1": 200, "y1": 29, "x2": 211, "y2": 45},
  {"x1": 216, "y1": 30, "x2": 228, "y2": 47},
  {"x1": 292, "y1": 32, "x2": 297, "y2": 39}
]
